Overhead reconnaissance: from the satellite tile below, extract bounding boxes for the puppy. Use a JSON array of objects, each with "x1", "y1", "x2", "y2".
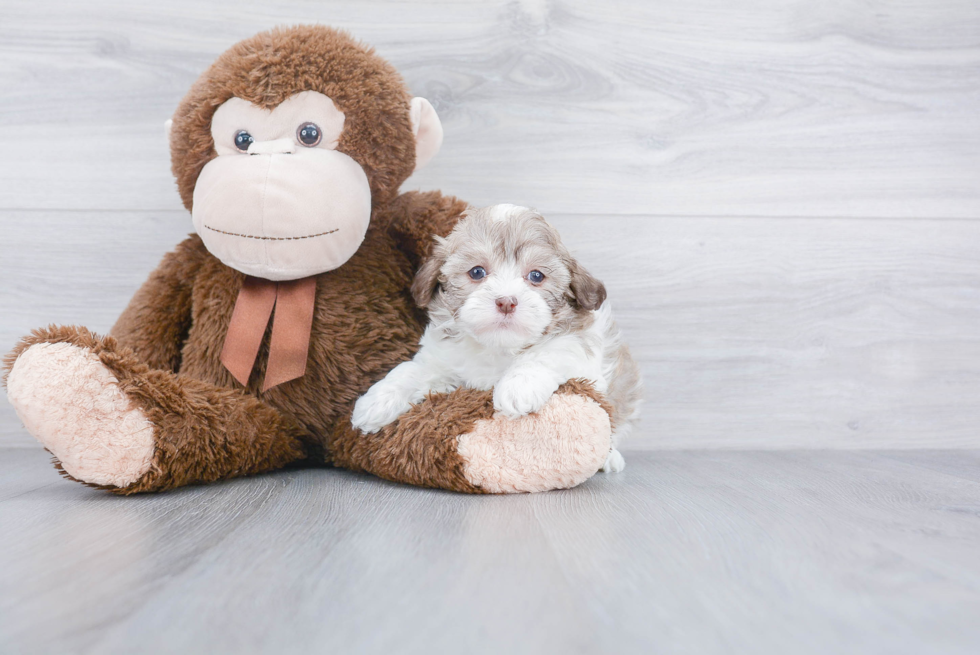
[{"x1": 351, "y1": 204, "x2": 642, "y2": 472}]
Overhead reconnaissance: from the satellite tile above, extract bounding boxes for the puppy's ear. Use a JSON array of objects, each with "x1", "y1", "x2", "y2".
[
  {"x1": 411, "y1": 238, "x2": 447, "y2": 308},
  {"x1": 568, "y1": 260, "x2": 607, "y2": 311}
]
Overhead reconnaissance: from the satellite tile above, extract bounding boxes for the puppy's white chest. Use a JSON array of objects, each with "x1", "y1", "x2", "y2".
[{"x1": 446, "y1": 345, "x2": 516, "y2": 390}]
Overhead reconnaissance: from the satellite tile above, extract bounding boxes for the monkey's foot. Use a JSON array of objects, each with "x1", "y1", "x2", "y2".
[
  {"x1": 457, "y1": 386, "x2": 611, "y2": 493},
  {"x1": 6, "y1": 340, "x2": 155, "y2": 488}
]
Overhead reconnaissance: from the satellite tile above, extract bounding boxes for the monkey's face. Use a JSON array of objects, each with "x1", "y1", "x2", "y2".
[
  {"x1": 191, "y1": 91, "x2": 372, "y2": 281},
  {"x1": 171, "y1": 26, "x2": 445, "y2": 281}
]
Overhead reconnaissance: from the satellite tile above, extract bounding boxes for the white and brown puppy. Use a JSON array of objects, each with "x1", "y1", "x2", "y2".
[{"x1": 352, "y1": 204, "x2": 642, "y2": 471}]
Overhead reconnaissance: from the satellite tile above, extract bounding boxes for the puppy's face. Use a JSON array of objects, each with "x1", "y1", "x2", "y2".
[{"x1": 413, "y1": 205, "x2": 606, "y2": 349}]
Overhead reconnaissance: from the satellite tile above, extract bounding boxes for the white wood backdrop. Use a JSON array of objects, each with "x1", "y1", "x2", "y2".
[{"x1": 2, "y1": 0, "x2": 979, "y2": 448}]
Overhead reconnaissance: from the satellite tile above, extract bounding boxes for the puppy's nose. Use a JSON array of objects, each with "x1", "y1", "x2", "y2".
[{"x1": 495, "y1": 296, "x2": 518, "y2": 315}]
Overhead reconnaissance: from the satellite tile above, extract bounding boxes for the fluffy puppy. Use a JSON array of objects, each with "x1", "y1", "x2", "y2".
[{"x1": 352, "y1": 204, "x2": 642, "y2": 471}]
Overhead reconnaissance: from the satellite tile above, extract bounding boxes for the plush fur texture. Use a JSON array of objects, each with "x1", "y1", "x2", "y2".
[
  {"x1": 334, "y1": 379, "x2": 611, "y2": 493},
  {"x1": 4, "y1": 325, "x2": 312, "y2": 494},
  {"x1": 458, "y1": 384, "x2": 612, "y2": 493},
  {"x1": 3, "y1": 26, "x2": 616, "y2": 494},
  {"x1": 352, "y1": 205, "x2": 641, "y2": 471},
  {"x1": 170, "y1": 26, "x2": 418, "y2": 211},
  {"x1": 194, "y1": 91, "x2": 374, "y2": 281},
  {"x1": 6, "y1": 342, "x2": 155, "y2": 487}
]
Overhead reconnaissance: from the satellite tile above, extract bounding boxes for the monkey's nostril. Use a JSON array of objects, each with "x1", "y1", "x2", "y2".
[
  {"x1": 247, "y1": 137, "x2": 297, "y2": 156},
  {"x1": 495, "y1": 296, "x2": 518, "y2": 315}
]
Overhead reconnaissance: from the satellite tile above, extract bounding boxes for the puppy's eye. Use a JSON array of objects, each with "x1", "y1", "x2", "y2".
[
  {"x1": 468, "y1": 266, "x2": 487, "y2": 281},
  {"x1": 527, "y1": 270, "x2": 545, "y2": 284},
  {"x1": 234, "y1": 130, "x2": 254, "y2": 152},
  {"x1": 297, "y1": 122, "x2": 322, "y2": 147}
]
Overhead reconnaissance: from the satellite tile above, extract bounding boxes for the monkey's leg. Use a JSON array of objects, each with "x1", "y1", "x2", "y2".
[
  {"x1": 4, "y1": 326, "x2": 311, "y2": 494},
  {"x1": 330, "y1": 380, "x2": 613, "y2": 493}
]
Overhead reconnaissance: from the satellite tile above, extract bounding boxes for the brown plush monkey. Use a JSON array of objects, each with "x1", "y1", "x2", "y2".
[{"x1": 3, "y1": 26, "x2": 612, "y2": 495}]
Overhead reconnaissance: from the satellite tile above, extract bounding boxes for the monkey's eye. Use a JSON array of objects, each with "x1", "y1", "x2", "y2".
[
  {"x1": 297, "y1": 122, "x2": 322, "y2": 147},
  {"x1": 234, "y1": 130, "x2": 254, "y2": 152},
  {"x1": 527, "y1": 270, "x2": 545, "y2": 284},
  {"x1": 468, "y1": 266, "x2": 487, "y2": 281}
]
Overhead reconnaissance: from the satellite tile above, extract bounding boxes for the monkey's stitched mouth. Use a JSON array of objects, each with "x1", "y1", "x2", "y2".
[{"x1": 203, "y1": 225, "x2": 339, "y2": 240}]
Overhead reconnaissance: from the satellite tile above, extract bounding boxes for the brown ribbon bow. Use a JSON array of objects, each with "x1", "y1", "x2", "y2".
[{"x1": 220, "y1": 276, "x2": 317, "y2": 392}]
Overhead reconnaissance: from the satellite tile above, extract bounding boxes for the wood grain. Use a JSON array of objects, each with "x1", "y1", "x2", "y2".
[
  {"x1": 3, "y1": 211, "x2": 979, "y2": 449},
  {"x1": 1, "y1": 449, "x2": 979, "y2": 654},
  {"x1": 2, "y1": 2, "x2": 979, "y2": 449},
  {"x1": 3, "y1": 6, "x2": 979, "y2": 653},
  {"x1": 0, "y1": 0, "x2": 977, "y2": 217}
]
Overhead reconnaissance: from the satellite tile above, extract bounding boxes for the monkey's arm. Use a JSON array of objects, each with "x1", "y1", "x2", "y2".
[
  {"x1": 351, "y1": 359, "x2": 431, "y2": 434},
  {"x1": 331, "y1": 380, "x2": 613, "y2": 494},
  {"x1": 110, "y1": 234, "x2": 209, "y2": 373},
  {"x1": 385, "y1": 190, "x2": 469, "y2": 269},
  {"x1": 351, "y1": 331, "x2": 461, "y2": 433}
]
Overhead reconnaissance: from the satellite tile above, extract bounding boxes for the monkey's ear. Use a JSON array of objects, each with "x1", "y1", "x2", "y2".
[
  {"x1": 164, "y1": 118, "x2": 173, "y2": 140},
  {"x1": 411, "y1": 237, "x2": 447, "y2": 308},
  {"x1": 410, "y1": 97, "x2": 443, "y2": 171}
]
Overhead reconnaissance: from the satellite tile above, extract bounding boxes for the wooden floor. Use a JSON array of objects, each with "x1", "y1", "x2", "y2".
[
  {"x1": 3, "y1": 2, "x2": 980, "y2": 653},
  {"x1": 2, "y1": 449, "x2": 979, "y2": 654}
]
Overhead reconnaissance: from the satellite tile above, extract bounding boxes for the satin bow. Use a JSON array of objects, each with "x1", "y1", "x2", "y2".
[{"x1": 220, "y1": 276, "x2": 317, "y2": 391}]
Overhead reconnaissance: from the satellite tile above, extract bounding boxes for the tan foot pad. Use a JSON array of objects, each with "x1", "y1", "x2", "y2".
[
  {"x1": 6, "y1": 342, "x2": 154, "y2": 488},
  {"x1": 457, "y1": 393, "x2": 611, "y2": 493}
]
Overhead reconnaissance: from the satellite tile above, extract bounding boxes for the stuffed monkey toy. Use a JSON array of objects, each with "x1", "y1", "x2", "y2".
[{"x1": 3, "y1": 26, "x2": 613, "y2": 495}]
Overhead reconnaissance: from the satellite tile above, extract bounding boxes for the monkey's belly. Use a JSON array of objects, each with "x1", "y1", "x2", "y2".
[{"x1": 175, "y1": 253, "x2": 422, "y2": 439}]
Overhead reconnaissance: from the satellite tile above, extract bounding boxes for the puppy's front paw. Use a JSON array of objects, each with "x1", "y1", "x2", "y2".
[
  {"x1": 493, "y1": 367, "x2": 560, "y2": 419},
  {"x1": 351, "y1": 383, "x2": 413, "y2": 434},
  {"x1": 601, "y1": 448, "x2": 626, "y2": 473}
]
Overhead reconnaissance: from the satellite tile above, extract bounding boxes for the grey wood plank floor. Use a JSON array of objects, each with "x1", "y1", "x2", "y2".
[
  {"x1": 2, "y1": 448, "x2": 979, "y2": 655},
  {"x1": 3, "y1": 4, "x2": 980, "y2": 654}
]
